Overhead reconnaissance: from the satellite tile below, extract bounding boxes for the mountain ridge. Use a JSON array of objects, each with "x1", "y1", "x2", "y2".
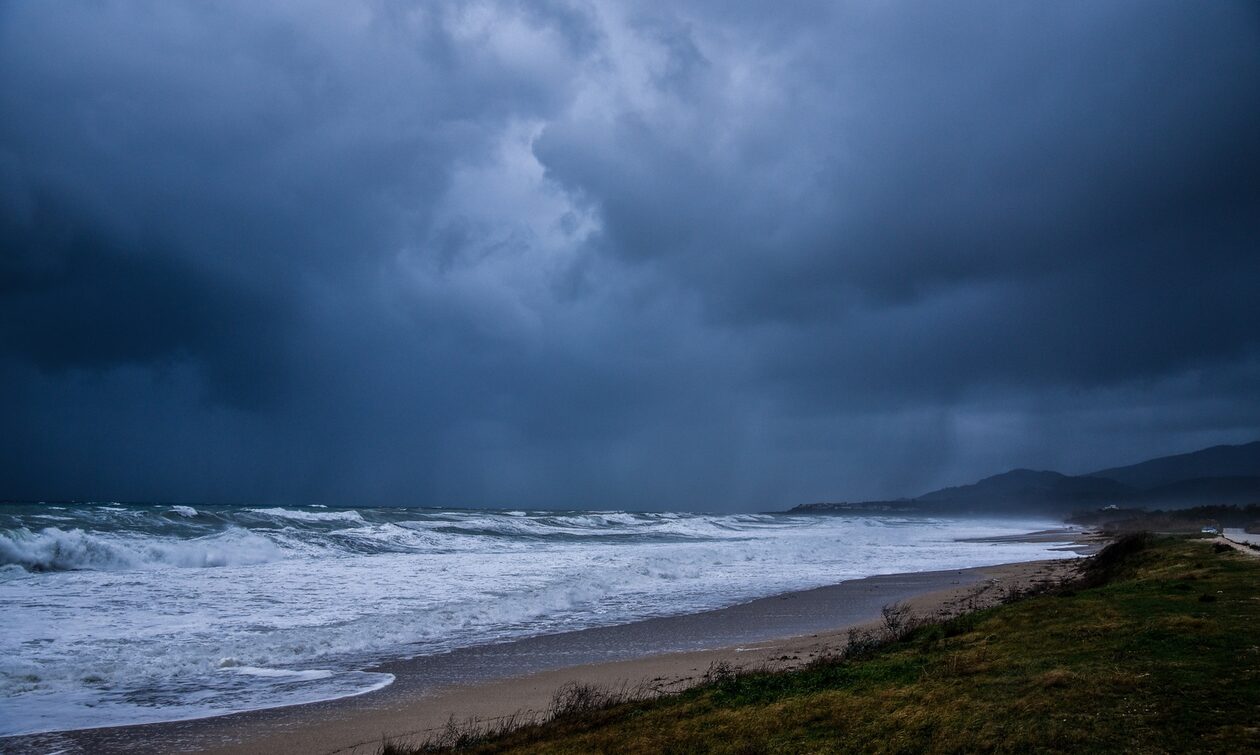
[
  {"x1": 1087, "y1": 441, "x2": 1260, "y2": 488},
  {"x1": 791, "y1": 440, "x2": 1260, "y2": 515}
]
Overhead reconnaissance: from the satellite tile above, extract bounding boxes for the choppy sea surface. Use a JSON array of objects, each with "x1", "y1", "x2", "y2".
[{"x1": 0, "y1": 503, "x2": 1075, "y2": 736}]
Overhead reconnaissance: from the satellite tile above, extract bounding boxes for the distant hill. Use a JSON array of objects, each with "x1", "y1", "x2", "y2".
[
  {"x1": 916, "y1": 469, "x2": 1135, "y2": 507},
  {"x1": 1088, "y1": 441, "x2": 1260, "y2": 489},
  {"x1": 791, "y1": 440, "x2": 1260, "y2": 516}
]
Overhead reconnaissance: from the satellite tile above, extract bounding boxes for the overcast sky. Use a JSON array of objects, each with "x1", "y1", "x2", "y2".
[{"x1": 2, "y1": 1, "x2": 1258, "y2": 510}]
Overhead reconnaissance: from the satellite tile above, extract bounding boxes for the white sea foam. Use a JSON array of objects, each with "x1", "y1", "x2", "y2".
[
  {"x1": 0, "y1": 563, "x2": 28, "y2": 580},
  {"x1": 247, "y1": 507, "x2": 366, "y2": 523},
  {"x1": 224, "y1": 666, "x2": 335, "y2": 681},
  {"x1": 170, "y1": 505, "x2": 199, "y2": 517}
]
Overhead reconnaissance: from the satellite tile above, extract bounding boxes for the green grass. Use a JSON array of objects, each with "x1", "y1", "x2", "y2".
[{"x1": 387, "y1": 537, "x2": 1260, "y2": 754}]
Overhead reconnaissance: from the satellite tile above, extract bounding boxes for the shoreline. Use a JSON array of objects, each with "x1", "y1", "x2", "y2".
[{"x1": 4, "y1": 530, "x2": 1097, "y2": 755}]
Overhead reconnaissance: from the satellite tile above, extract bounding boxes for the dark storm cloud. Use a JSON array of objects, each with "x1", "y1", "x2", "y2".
[
  {"x1": 1, "y1": 0, "x2": 1258, "y2": 508},
  {"x1": 0, "y1": 196, "x2": 293, "y2": 408}
]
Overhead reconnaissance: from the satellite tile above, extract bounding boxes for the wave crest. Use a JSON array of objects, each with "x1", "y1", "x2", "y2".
[
  {"x1": 247, "y1": 507, "x2": 366, "y2": 524},
  {"x1": 0, "y1": 527, "x2": 283, "y2": 572}
]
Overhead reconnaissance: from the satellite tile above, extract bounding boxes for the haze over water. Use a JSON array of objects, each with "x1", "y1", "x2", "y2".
[{"x1": 1, "y1": 503, "x2": 1073, "y2": 735}]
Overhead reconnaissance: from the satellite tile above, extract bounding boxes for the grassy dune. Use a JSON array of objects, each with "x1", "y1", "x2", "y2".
[{"x1": 387, "y1": 536, "x2": 1260, "y2": 754}]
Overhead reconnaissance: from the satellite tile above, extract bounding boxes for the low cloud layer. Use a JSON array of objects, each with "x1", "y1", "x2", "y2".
[{"x1": 3, "y1": 1, "x2": 1258, "y2": 509}]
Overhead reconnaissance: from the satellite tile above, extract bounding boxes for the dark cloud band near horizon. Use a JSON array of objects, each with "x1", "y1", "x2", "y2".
[{"x1": 2, "y1": 1, "x2": 1258, "y2": 510}]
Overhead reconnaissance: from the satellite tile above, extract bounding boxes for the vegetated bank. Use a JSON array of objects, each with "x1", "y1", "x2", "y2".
[
  {"x1": 383, "y1": 535, "x2": 1260, "y2": 754},
  {"x1": 1066, "y1": 503, "x2": 1260, "y2": 535}
]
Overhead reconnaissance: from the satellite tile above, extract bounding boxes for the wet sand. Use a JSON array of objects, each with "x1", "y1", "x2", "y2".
[{"x1": 4, "y1": 532, "x2": 1095, "y2": 755}]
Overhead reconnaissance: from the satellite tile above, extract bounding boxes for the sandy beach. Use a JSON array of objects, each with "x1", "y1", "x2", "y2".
[{"x1": 3, "y1": 535, "x2": 1093, "y2": 755}]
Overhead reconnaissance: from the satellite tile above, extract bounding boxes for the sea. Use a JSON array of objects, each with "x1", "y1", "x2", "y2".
[{"x1": 0, "y1": 503, "x2": 1076, "y2": 736}]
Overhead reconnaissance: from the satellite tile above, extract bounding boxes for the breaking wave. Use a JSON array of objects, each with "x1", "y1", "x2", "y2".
[
  {"x1": 0, "y1": 506, "x2": 807, "y2": 574},
  {"x1": 0, "y1": 527, "x2": 283, "y2": 572},
  {"x1": 247, "y1": 507, "x2": 367, "y2": 523}
]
